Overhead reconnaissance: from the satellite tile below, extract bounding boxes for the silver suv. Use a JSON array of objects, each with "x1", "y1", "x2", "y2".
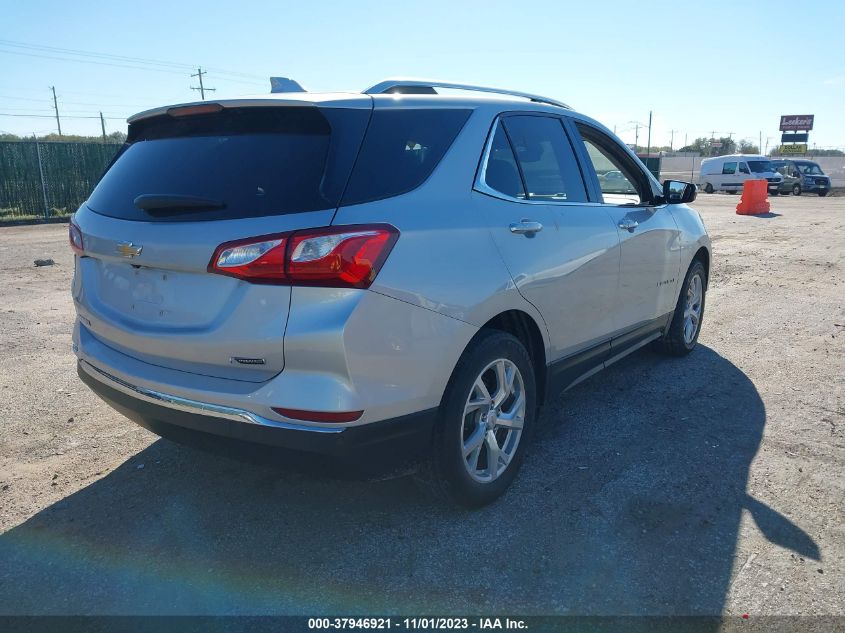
[{"x1": 71, "y1": 79, "x2": 710, "y2": 506}]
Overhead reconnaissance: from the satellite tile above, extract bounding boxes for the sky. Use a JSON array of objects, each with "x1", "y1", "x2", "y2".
[{"x1": 2, "y1": 0, "x2": 845, "y2": 150}]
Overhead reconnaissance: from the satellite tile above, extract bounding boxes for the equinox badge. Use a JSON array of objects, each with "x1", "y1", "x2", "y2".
[{"x1": 116, "y1": 242, "x2": 143, "y2": 258}]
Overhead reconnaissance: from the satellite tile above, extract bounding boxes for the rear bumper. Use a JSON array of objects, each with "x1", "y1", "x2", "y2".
[{"x1": 78, "y1": 360, "x2": 436, "y2": 467}]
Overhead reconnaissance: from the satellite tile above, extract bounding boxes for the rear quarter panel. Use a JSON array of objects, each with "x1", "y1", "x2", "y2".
[{"x1": 333, "y1": 102, "x2": 551, "y2": 343}]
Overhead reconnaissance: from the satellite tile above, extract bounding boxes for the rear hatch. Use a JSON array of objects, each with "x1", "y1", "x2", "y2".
[{"x1": 73, "y1": 98, "x2": 371, "y2": 382}]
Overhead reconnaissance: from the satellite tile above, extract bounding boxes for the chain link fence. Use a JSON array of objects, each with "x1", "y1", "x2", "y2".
[{"x1": 0, "y1": 141, "x2": 121, "y2": 223}]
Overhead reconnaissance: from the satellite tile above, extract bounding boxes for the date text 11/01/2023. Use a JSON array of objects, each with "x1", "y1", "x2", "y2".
[{"x1": 307, "y1": 617, "x2": 528, "y2": 630}]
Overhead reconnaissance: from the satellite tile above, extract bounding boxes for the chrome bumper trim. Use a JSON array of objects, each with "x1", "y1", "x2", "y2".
[{"x1": 79, "y1": 360, "x2": 345, "y2": 434}]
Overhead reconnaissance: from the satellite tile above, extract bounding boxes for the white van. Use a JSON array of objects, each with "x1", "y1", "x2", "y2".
[{"x1": 699, "y1": 154, "x2": 783, "y2": 195}]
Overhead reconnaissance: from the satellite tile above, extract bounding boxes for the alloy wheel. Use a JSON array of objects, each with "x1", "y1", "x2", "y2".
[
  {"x1": 460, "y1": 359, "x2": 526, "y2": 483},
  {"x1": 683, "y1": 273, "x2": 703, "y2": 345}
]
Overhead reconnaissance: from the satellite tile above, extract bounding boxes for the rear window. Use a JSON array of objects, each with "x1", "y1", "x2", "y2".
[
  {"x1": 86, "y1": 107, "x2": 370, "y2": 222},
  {"x1": 340, "y1": 109, "x2": 471, "y2": 206}
]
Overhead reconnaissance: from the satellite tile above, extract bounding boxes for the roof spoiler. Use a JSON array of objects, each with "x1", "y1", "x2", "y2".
[{"x1": 270, "y1": 77, "x2": 306, "y2": 93}]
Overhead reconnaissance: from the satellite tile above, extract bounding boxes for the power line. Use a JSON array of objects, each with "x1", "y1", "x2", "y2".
[
  {"x1": 0, "y1": 93, "x2": 54, "y2": 103},
  {"x1": 0, "y1": 47, "x2": 265, "y2": 88},
  {"x1": 0, "y1": 112, "x2": 125, "y2": 120},
  {"x1": 0, "y1": 87, "x2": 181, "y2": 101},
  {"x1": 0, "y1": 47, "x2": 188, "y2": 76},
  {"x1": 0, "y1": 38, "x2": 268, "y2": 81},
  {"x1": 0, "y1": 105, "x2": 55, "y2": 112},
  {"x1": 0, "y1": 40, "x2": 268, "y2": 87}
]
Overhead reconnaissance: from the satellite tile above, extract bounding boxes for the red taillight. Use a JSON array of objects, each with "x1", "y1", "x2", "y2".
[
  {"x1": 271, "y1": 407, "x2": 364, "y2": 423},
  {"x1": 287, "y1": 225, "x2": 398, "y2": 288},
  {"x1": 208, "y1": 224, "x2": 398, "y2": 288},
  {"x1": 68, "y1": 218, "x2": 84, "y2": 255}
]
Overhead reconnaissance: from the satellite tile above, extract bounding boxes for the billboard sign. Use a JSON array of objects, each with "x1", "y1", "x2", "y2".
[
  {"x1": 779, "y1": 115, "x2": 814, "y2": 131},
  {"x1": 782, "y1": 133, "x2": 809, "y2": 143},
  {"x1": 780, "y1": 144, "x2": 808, "y2": 155}
]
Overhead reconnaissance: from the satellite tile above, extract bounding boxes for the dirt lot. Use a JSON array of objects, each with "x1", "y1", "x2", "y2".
[{"x1": 0, "y1": 194, "x2": 842, "y2": 618}]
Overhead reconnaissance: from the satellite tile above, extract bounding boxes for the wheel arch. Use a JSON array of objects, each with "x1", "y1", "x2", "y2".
[
  {"x1": 477, "y1": 310, "x2": 548, "y2": 406},
  {"x1": 693, "y1": 245, "x2": 710, "y2": 287}
]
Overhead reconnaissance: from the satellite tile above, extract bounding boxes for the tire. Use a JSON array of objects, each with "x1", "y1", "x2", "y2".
[
  {"x1": 819, "y1": 190, "x2": 828, "y2": 197},
  {"x1": 414, "y1": 330, "x2": 536, "y2": 508},
  {"x1": 655, "y1": 259, "x2": 707, "y2": 357},
  {"x1": 703, "y1": 183, "x2": 714, "y2": 194},
  {"x1": 770, "y1": 190, "x2": 779, "y2": 196},
  {"x1": 793, "y1": 184, "x2": 802, "y2": 196}
]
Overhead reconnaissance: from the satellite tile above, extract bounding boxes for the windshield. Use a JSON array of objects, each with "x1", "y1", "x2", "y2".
[
  {"x1": 797, "y1": 163, "x2": 824, "y2": 175},
  {"x1": 748, "y1": 160, "x2": 775, "y2": 174}
]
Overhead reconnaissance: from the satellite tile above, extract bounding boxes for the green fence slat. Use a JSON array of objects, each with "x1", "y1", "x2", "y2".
[{"x1": 0, "y1": 141, "x2": 121, "y2": 222}]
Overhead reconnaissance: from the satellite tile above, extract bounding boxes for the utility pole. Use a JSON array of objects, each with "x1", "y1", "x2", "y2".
[
  {"x1": 50, "y1": 86, "x2": 62, "y2": 136},
  {"x1": 190, "y1": 67, "x2": 216, "y2": 100},
  {"x1": 725, "y1": 131, "x2": 736, "y2": 153},
  {"x1": 759, "y1": 131, "x2": 762, "y2": 155},
  {"x1": 669, "y1": 129, "x2": 678, "y2": 152},
  {"x1": 100, "y1": 112, "x2": 107, "y2": 142},
  {"x1": 710, "y1": 130, "x2": 717, "y2": 156},
  {"x1": 645, "y1": 110, "x2": 652, "y2": 157},
  {"x1": 634, "y1": 123, "x2": 639, "y2": 152}
]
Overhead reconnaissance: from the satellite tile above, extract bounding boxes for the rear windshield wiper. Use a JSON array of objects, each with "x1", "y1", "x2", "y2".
[{"x1": 133, "y1": 194, "x2": 226, "y2": 211}]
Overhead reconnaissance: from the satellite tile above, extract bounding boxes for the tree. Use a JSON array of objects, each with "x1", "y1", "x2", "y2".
[
  {"x1": 678, "y1": 137, "x2": 710, "y2": 154},
  {"x1": 737, "y1": 140, "x2": 760, "y2": 154},
  {"x1": 713, "y1": 137, "x2": 736, "y2": 156}
]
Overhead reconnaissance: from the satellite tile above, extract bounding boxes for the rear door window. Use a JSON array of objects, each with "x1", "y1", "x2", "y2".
[
  {"x1": 341, "y1": 109, "x2": 471, "y2": 205},
  {"x1": 501, "y1": 115, "x2": 587, "y2": 203},
  {"x1": 87, "y1": 107, "x2": 370, "y2": 222}
]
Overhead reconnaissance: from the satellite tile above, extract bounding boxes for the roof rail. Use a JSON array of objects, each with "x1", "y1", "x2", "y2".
[{"x1": 363, "y1": 78, "x2": 570, "y2": 109}]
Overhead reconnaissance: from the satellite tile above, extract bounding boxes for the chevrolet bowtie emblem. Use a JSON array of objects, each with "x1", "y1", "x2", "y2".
[{"x1": 116, "y1": 242, "x2": 143, "y2": 258}]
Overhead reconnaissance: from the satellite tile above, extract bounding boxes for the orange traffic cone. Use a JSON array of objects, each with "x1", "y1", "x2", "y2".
[{"x1": 736, "y1": 179, "x2": 770, "y2": 215}]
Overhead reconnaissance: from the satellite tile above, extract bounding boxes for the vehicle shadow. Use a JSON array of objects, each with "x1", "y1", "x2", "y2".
[{"x1": 0, "y1": 346, "x2": 818, "y2": 617}]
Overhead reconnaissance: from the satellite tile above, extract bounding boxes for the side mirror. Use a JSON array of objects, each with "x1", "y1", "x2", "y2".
[{"x1": 663, "y1": 180, "x2": 697, "y2": 204}]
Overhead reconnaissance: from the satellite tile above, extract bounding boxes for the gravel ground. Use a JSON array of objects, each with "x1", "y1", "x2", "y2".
[{"x1": 0, "y1": 193, "x2": 842, "y2": 617}]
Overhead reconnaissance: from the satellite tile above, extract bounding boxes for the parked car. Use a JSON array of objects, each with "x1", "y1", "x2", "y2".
[
  {"x1": 771, "y1": 159, "x2": 831, "y2": 196},
  {"x1": 699, "y1": 154, "x2": 783, "y2": 195},
  {"x1": 70, "y1": 79, "x2": 710, "y2": 507}
]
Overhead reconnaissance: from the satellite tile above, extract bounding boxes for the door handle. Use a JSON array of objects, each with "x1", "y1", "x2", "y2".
[
  {"x1": 509, "y1": 220, "x2": 543, "y2": 235},
  {"x1": 618, "y1": 218, "x2": 639, "y2": 231}
]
